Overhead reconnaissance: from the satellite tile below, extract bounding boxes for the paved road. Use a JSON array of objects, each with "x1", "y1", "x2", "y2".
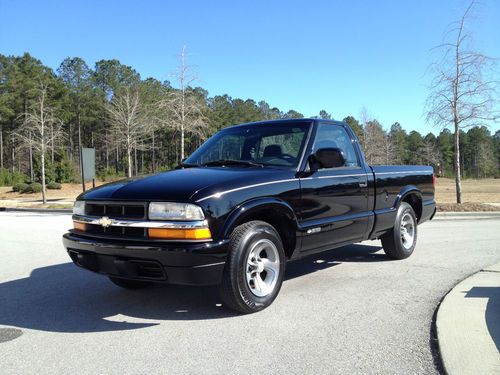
[{"x1": 0, "y1": 213, "x2": 499, "y2": 374}]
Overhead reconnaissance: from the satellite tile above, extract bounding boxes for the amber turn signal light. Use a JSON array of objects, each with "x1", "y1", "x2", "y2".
[
  {"x1": 73, "y1": 221, "x2": 87, "y2": 231},
  {"x1": 148, "y1": 227, "x2": 212, "y2": 240}
]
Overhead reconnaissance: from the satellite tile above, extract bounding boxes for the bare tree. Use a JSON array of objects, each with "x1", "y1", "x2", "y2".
[
  {"x1": 425, "y1": 2, "x2": 499, "y2": 203},
  {"x1": 362, "y1": 116, "x2": 387, "y2": 165},
  {"x1": 107, "y1": 88, "x2": 153, "y2": 177},
  {"x1": 359, "y1": 107, "x2": 370, "y2": 152},
  {"x1": 158, "y1": 46, "x2": 207, "y2": 161},
  {"x1": 419, "y1": 139, "x2": 441, "y2": 166},
  {"x1": 15, "y1": 83, "x2": 64, "y2": 204},
  {"x1": 382, "y1": 133, "x2": 396, "y2": 165}
]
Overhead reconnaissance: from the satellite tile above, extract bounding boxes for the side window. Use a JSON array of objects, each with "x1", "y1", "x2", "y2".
[{"x1": 312, "y1": 124, "x2": 359, "y2": 167}]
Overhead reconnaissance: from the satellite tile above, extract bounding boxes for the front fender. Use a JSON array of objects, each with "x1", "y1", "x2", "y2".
[{"x1": 219, "y1": 197, "x2": 299, "y2": 239}]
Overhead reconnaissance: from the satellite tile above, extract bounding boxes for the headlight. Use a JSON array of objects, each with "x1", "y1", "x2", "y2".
[
  {"x1": 149, "y1": 202, "x2": 205, "y2": 221},
  {"x1": 73, "y1": 200, "x2": 85, "y2": 216}
]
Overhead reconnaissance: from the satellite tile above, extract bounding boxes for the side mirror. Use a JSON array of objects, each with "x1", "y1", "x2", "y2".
[{"x1": 310, "y1": 148, "x2": 346, "y2": 170}]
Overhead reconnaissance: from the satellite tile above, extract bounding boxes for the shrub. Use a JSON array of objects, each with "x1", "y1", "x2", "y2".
[
  {"x1": 55, "y1": 153, "x2": 78, "y2": 183},
  {"x1": 13, "y1": 182, "x2": 29, "y2": 192},
  {"x1": 33, "y1": 156, "x2": 56, "y2": 184},
  {"x1": 21, "y1": 182, "x2": 43, "y2": 194},
  {"x1": 21, "y1": 185, "x2": 33, "y2": 194},
  {"x1": 47, "y1": 181, "x2": 62, "y2": 190},
  {"x1": 97, "y1": 167, "x2": 125, "y2": 181},
  {"x1": 0, "y1": 168, "x2": 29, "y2": 186}
]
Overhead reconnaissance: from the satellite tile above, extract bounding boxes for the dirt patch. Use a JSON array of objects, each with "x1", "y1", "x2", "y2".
[
  {"x1": 0, "y1": 181, "x2": 109, "y2": 202},
  {"x1": 437, "y1": 202, "x2": 500, "y2": 212},
  {"x1": 435, "y1": 178, "x2": 500, "y2": 204}
]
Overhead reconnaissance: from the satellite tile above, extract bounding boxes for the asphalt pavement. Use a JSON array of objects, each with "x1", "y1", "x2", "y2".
[{"x1": 0, "y1": 212, "x2": 499, "y2": 374}]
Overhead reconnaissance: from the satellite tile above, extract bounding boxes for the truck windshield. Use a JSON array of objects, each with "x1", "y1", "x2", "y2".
[{"x1": 184, "y1": 122, "x2": 311, "y2": 168}]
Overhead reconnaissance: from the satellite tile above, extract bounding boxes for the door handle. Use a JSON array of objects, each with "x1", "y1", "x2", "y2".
[{"x1": 358, "y1": 180, "x2": 368, "y2": 188}]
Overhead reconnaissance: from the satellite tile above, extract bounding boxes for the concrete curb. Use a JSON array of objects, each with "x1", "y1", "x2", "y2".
[
  {"x1": 433, "y1": 212, "x2": 500, "y2": 220},
  {"x1": 436, "y1": 263, "x2": 500, "y2": 375}
]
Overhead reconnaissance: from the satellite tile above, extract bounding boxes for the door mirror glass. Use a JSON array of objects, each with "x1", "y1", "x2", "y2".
[{"x1": 310, "y1": 147, "x2": 346, "y2": 170}]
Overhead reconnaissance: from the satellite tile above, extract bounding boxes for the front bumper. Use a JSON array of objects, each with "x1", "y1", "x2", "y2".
[{"x1": 62, "y1": 232, "x2": 228, "y2": 286}]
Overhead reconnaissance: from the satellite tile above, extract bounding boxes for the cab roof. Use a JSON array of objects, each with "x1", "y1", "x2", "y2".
[{"x1": 229, "y1": 118, "x2": 347, "y2": 129}]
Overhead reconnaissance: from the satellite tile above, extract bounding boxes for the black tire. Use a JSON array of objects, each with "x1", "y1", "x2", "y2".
[
  {"x1": 381, "y1": 202, "x2": 418, "y2": 260},
  {"x1": 108, "y1": 276, "x2": 152, "y2": 289},
  {"x1": 219, "y1": 220, "x2": 285, "y2": 314}
]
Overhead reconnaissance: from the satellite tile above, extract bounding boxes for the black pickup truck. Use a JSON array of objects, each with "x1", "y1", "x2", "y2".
[{"x1": 63, "y1": 119, "x2": 436, "y2": 313}]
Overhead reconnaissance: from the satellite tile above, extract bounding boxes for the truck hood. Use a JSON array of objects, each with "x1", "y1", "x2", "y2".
[{"x1": 79, "y1": 167, "x2": 293, "y2": 202}]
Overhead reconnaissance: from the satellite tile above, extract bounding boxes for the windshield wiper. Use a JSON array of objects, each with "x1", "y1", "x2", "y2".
[{"x1": 203, "y1": 159, "x2": 264, "y2": 168}]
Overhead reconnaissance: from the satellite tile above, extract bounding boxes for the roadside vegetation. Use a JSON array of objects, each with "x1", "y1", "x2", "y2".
[{"x1": 0, "y1": 3, "x2": 498, "y2": 207}]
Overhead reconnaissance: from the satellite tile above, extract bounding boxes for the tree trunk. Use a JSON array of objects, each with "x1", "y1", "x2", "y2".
[
  {"x1": 105, "y1": 129, "x2": 109, "y2": 169},
  {"x1": 152, "y1": 131, "x2": 155, "y2": 173},
  {"x1": 454, "y1": 124, "x2": 463, "y2": 204},
  {"x1": 141, "y1": 142, "x2": 144, "y2": 174},
  {"x1": 127, "y1": 147, "x2": 132, "y2": 178},
  {"x1": 41, "y1": 145, "x2": 46, "y2": 204},
  {"x1": 51, "y1": 125, "x2": 55, "y2": 164},
  {"x1": 115, "y1": 138, "x2": 119, "y2": 173},
  {"x1": 68, "y1": 122, "x2": 73, "y2": 162},
  {"x1": 29, "y1": 132, "x2": 34, "y2": 182},
  {"x1": 11, "y1": 133, "x2": 15, "y2": 174},
  {"x1": 0, "y1": 122, "x2": 3, "y2": 169},
  {"x1": 134, "y1": 146, "x2": 138, "y2": 176},
  {"x1": 180, "y1": 124, "x2": 184, "y2": 161}
]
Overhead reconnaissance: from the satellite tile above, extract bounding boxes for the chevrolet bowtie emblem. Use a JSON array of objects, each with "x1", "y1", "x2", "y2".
[{"x1": 98, "y1": 216, "x2": 113, "y2": 228}]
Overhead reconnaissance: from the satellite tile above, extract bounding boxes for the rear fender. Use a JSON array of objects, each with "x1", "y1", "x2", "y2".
[{"x1": 394, "y1": 186, "x2": 423, "y2": 220}]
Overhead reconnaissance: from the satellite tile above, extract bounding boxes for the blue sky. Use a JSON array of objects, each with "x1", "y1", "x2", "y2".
[{"x1": 1, "y1": 0, "x2": 499, "y2": 134}]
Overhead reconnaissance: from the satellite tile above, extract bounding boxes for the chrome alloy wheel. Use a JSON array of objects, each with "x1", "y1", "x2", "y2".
[
  {"x1": 400, "y1": 212, "x2": 415, "y2": 249},
  {"x1": 245, "y1": 239, "x2": 280, "y2": 297}
]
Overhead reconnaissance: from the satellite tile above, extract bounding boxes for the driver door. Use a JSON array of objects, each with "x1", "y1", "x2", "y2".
[{"x1": 299, "y1": 123, "x2": 369, "y2": 253}]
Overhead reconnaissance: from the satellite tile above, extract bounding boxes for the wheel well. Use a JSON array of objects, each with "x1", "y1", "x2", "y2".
[
  {"x1": 402, "y1": 193, "x2": 422, "y2": 221},
  {"x1": 233, "y1": 207, "x2": 297, "y2": 259}
]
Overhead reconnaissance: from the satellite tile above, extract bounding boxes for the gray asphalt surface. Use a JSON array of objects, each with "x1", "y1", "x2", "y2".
[{"x1": 0, "y1": 212, "x2": 499, "y2": 374}]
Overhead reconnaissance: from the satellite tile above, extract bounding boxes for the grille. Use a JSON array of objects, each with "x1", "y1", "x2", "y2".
[
  {"x1": 83, "y1": 224, "x2": 147, "y2": 239},
  {"x1": 85, "y1": 202, "x2": 146, "y2": 219}
]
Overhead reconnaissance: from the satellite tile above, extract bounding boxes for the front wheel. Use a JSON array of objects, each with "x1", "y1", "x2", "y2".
[
  {"x1": 381, "y1": 202, "x2": 418, "y2": 260},
  {"x1": 219, "y1": 220, "x2": 285, "y2": 314}
]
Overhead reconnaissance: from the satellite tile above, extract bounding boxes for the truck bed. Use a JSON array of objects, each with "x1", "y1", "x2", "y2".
[{"x1": 369, "y1": 165, "x2": 435, "y2": 237}]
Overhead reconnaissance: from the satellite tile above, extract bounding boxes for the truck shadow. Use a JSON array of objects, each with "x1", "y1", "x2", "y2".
[
  {"x1": 286, "y1": 243, "x2": 385, "y2": 280},
  {"x1": 0, "y1": 243, "x2": 383, "y2": 333},
  {"x1": 465, "y1": 286, "x2": 500, "y2": 352}
]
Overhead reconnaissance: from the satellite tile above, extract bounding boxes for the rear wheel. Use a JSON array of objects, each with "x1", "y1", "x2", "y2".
[
  {"x1": 219, "y1": 220, "x2": 285, "y2": 314},
  {"x1": 381, "y1": 202, "x2": 417, "y2": 260},
  {"x1": 109, "y1": 276, "x2": 152, "y2": 289}
]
